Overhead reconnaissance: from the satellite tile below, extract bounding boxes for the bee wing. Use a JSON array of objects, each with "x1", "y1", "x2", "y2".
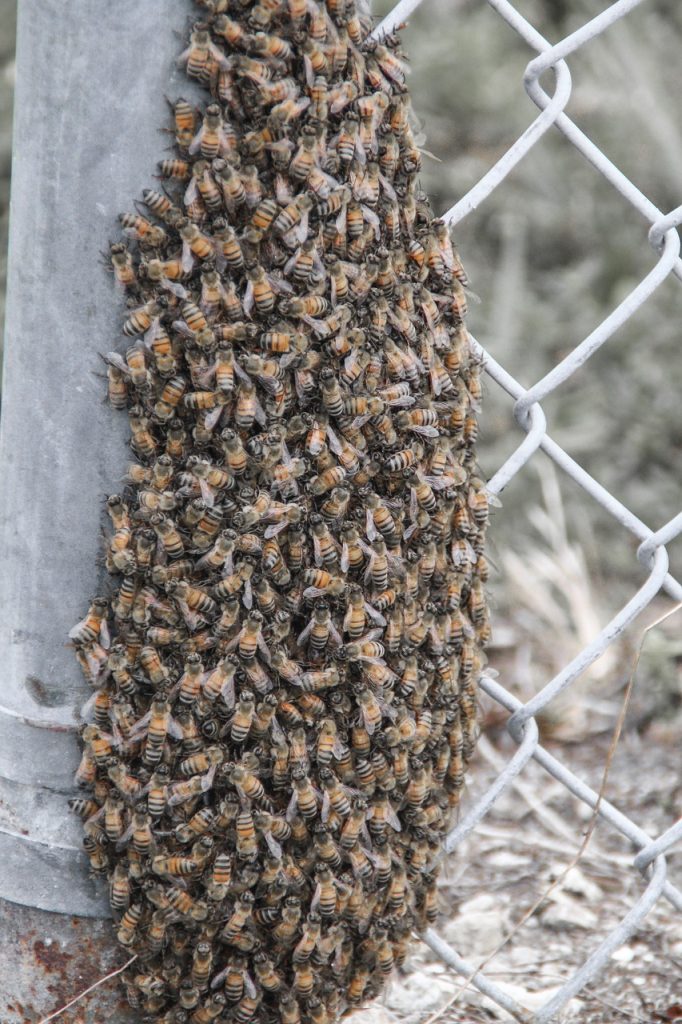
[
  {"x1": 310, "y1": 881, "x2": 323, "y2": 913},
  {"x1": 283, "y1": 250, "x2": 299, "y2": 277},
  {"x1": 177, "y1": 598, "x2": 207, "y2": 632},
  {"x1": 293, "y1": 211, "x2": 310, "y2": 246},
  {"x1": 188, "y1": 125, "x2": 205, "y2": 156},
  {"x1": 378, "y1": 172, "x2": 396, "y2": 202},
  {"x1": 263, "y1": 830, "x2": 283, "y2": 860},
  {"x1": 201, "y1": 764, "x2": 218, "y2": 792},
  {"x1": 343, "y1": 350, "x2": 359, "y2": 377},
  {"x1": 194, "y1": 546, "x2": 219, "y2": 573},
  {"x1": 68, "y1": 615, "x2": 91, "y2": 642},
  {"x1": 321, "y1": 790, "x2": 331, "y2": 823},
  {"x1": 403, "y1": 522, "x2": 419, "y2": 542},
  {"x1": 103, "y1": 351, "x2": 130, "y2": 376},
  {"x1": 168, "y1": 715, "x2": 184, "y2": 740},
  {"x1": 220, "y1": 674, "x2": 237, "y2": 709},
  {"x1": 171, "y1": 319, "x2": 194, "y2": 340},
  {"x1": 243, "y1": 280, "x2": 255, "y2": 318},
  {"x1": 263, "y1": 521, "x2": 288, "y2": 539},
  {"x1": 127, "y1": 710, "x2": 152, "y2": 741},
  {"x1": 210, "y1": 966, "x2": 230, "y2": 990},
  {"x1": 176, "y1": 44, "x2": 197, "y2": 66},
  {"x1": 286, "y1": 789, "x2": 298, "y2": 823},
  {"x1": 242, "y1": 578, "x2": 254, "y2": 610},
  {"x1": 361, "y1": 708, "x2": 376, "y2": 735},
  {"x1": 328, "y1": 621, "x2": 342, "y2": 647},
  {"x1": 181, "y1": 241, "x2": 195, "y2": 275},
  {"x1": 365, "y1": 509, "x2": 378, "y2": 542},
  {"x1": 114, "y1": 820, "x2": 136, "y2": 852},
  {"x1": 303, "y1": 585, "x2": 327, "y2": 600},
  {"x1": 253, "y1": 396, "x2": 268, "y2": 429},
  {"x1": 303, "y1": 54, "x2": 315, "y2": 88},
  {"x1": 429, "y1": 625, "x2": 444, "y2": 653},
  {"x1": 239, "y1": 971, "x2": 257, "y2": 1000},
  {"x1": 296, "y1": 619, "x2": 315, "y2": 645},
  {"x1": 233, "y1": 357, "x2": 251, "y2": 383},
  {"x1": 357, "y1": 537, "x2": 373, "y2": 558},
  {"x1": 184, "y1": 178, "x2": 198, "y2": 206},
  {"x1": 270, "y1": 717, "x2": 285, "y2": 745},
  {"x1": 218, "y1": 128, "x2": 234, "y2": 159},
  {"x1": 361, "y1": 204, "x2": 380, "y2": 240},
  {"x1": 166, "y1": 786, "x2": 188, "y2": 808},
  {"x1": 363, "y1": 557, "x2": 375, "y2": 586},
  {"x1": 256, "y1": 635, "x2": 272, "y2": 665},
  {"x1": 409, "y1": 487, "x2": 419, "y2": 522},
  {"x1": 198, "y1": 478, "x2": 216, "y2": 507},
  {"x1": 254, "y1": 372, "x2": 281, "y2": 398},
  {"x1": 379, "y1": 696, "x2": 398, "y2": 720},
  {"x1": 212, "y1": 244, "x2": 227, "y2": 276},
  {"x1": 363, "y1": 601, "x2": 386, "y2": 628},
  {"x1": 409, "y1": 424, "x2": 440, "y2": 438},
  {"x1": 340, "y1": 541, "x2": 350, "y2": 574},
  {"x1": 330, "y1": 92, "x2": 352, "y2": 115},
  {"x1": 325, "y1": 425, "x2": 343, "y2": 457},
  {"x1": 78, "y1": 690, "x2": 98, "y2": 723},
  {"x1": 386, "y1": 552, "x2": 405, "y2": 577},
  {"x1": 162, "y1": 278, "x2": 188, "y2": 300},
  {"x1": 335, "y1": 203, "x2": 347, "y2": 235},
  {"x1": 351, "y1": 132, "x2": 367, "y2": 166},
  {"x1": 279, "y1": 351, "x2": 298, "y2": 369},
  {"x1": 208, "y1": 402, "x2": 228, "y2": 433},
  {"x1": 303, "y1": 315, "x2": 331, "y2": 339}
]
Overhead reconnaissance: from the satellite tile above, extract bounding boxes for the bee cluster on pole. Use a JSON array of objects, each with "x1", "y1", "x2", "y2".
[{"x1": 69, "y1": 0, "x2": 490, "y2": 1020}]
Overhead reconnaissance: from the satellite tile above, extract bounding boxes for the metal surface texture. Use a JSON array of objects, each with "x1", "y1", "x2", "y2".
[
  {"x1": 0, "y1": 0, "x2": 187, "y2": 915},
  {"x1": 0, "y1": 0, "x2": 188, "y2": 1016},
  {"x1": 371, "y1": 0, "x2": 682, "y2": 1020},
  {"x1": 0, "y1": 899, "x2": 137, "y2": 1024}
]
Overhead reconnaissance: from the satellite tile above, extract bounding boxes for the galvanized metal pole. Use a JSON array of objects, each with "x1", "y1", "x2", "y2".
[{"x1": 0, "y1": 1, "x2": 186, "y2": 1017}]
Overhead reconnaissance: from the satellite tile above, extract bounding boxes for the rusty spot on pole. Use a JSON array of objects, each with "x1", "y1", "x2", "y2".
[{"x1": 33, "y1": 939, "x2": 73, "y2": 973}]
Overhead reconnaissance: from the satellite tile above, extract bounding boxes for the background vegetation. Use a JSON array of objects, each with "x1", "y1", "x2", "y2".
[{"x1": 372, "y1": 0, "x2": 682, "y2": 715}]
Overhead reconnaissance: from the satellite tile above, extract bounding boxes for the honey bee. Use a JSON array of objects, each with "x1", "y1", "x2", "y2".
[
  {"x1": 177, "y1": 25, "x2": 223, "y2": 84},
  {"x1": 221, "y1": 892, "x2": 255, "y2": 942},
  {"x1": 76, "y1": 3, "x2": 485, "y2": 1009}
]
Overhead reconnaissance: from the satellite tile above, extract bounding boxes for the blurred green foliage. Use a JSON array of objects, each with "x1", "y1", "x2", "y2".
[{"x1": 374, "y1": 0, "x2": 682, "y2": 601}]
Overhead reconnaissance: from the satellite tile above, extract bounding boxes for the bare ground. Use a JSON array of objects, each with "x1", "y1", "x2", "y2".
[{"x1": 349, "y1": 675, "x2": 682, "y2": 1024}]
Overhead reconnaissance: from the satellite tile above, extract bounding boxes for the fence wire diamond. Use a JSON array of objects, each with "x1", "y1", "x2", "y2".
[{"x1": 371, "y1": 0, "x2": 682, "y2": 1020}]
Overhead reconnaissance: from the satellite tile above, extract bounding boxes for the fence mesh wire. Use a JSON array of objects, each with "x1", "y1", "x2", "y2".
[{"x1": 371, "y1": 0, "x2": 682, "y2": 1019}]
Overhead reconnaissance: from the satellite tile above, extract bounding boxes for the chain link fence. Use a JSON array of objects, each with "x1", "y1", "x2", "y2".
[{"x1": 371, "y1": 0, "x2": 682, "y2": 1019}]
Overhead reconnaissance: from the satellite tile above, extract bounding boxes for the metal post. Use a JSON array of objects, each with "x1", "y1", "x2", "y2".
[{"x1": 0, "y1": 1, "x2": 185, "y2": 1016}]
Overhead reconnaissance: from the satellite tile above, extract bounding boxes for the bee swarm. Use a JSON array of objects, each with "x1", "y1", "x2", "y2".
[{"x1": 70, "y1": 1, "x2": 490, "y2": 1021}]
